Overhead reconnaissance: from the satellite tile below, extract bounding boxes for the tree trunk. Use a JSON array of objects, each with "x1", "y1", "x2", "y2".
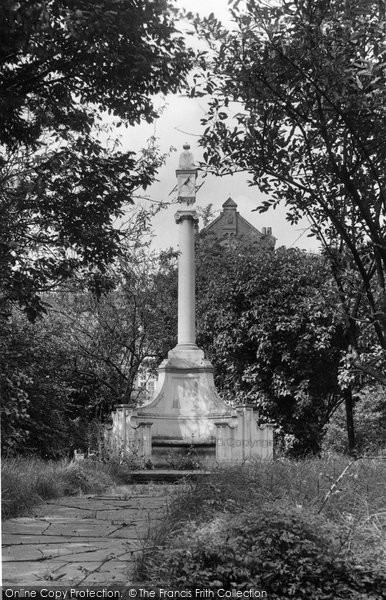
[{"x1": 344, "y1": 388, "x2": 356, "y2": 455}]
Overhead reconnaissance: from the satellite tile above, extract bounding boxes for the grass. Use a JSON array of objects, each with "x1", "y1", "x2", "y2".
[
  {"x1": 137, "y1": 455, "x2": 386, "y2": 595},
  {"x1": 147, "y1": 455, "x2": 386, "y2": 528},
  {"x1": 1, "y1": 456, "x2": 129, "y2": 519}
]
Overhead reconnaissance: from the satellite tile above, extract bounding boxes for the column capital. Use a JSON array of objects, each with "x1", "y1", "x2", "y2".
[
  {"x1": 174, "y1": 209, "x2": 199, "y2": 224},
  {"x1": 175, "y1": 168, "x2": 198, "y2": 177}
]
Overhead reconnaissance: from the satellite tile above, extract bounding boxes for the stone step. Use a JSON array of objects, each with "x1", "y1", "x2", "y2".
[{"x1": 127, "y1": 469, "x2": 213, "y2": 483}]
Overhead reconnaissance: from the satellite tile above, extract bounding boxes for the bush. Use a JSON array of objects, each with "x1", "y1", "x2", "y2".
[
  {"x1": 152, "y1": 503, "x2": 386, "y2": 599},
  {"x1": 138, "y1": 457, "x2": 386, "y2": 597},
  {"x1": 166, "y1": 445, "x2": 203, "y2": 470}
]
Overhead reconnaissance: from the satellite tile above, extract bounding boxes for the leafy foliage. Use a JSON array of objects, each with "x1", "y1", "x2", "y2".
[
  {"x1": 1, "y1": 0, "x2": 191, "y2": 143},
  {"x1": 140, "y1": 459, "x2": 386, "y2": 598},
  {"x1": 160, "y1": 504, "x2": 386, "y2": 598},
  {"x1": 196, "y1": 238, "x2": 344, "y2": 454},
  {"x1": 0, "y1": 306, "x2": 84, "y2": 457},
  {"x1": 56, "y1": 247, "x2": 178, "y2": 417},
  {"x1": 0, "y1": 0, "x2": 192, "y2": 318},
  {"x1": 192, "y1": 0, "x2": 386, "y2": 385},
  {"x1": 324, "y1": 385, "x2": 386, "y2": 455},
  {"x1": 0, "y1": 247, "x2": 178, "y2": 457}
]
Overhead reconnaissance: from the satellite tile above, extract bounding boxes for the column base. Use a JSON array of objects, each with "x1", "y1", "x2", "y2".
[{"x1": 166, "y1": 343, "x2": 207, "y2": 368}]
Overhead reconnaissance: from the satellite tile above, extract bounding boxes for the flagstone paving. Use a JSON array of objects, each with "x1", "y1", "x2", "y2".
[{"x1": 2, "y1": 484, "x2": 180, "y2": 586}]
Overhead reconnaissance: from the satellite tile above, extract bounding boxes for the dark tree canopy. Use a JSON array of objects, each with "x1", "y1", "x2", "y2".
[
  {"x1": 0, "y1": 246, "x2": 178, "y2": 458},
  {"x1": 0, "y1": 0, "x2": 191, "y2": 146},
  {"x1": 0, "y1": 0, "x2": 192, "y2": 319},
  {"x1": 191, "y1": 0, "x2": 386, "y2": 385},
  {"x1": 195, "y1": 237, "x2": 344, "y2": 455}
]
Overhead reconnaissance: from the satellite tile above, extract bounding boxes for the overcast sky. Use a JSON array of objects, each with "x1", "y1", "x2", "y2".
[{"x1": 116, "y1": 0, "x2": 320, "y2": 253}]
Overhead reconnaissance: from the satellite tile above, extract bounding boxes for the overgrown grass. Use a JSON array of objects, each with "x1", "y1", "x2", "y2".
[
  {"x1": 138, "y1": 455, "x2": 386, "y2": 597},
  {"x1": 1, "y1": 456, "x2": 129, "y2": 519}
]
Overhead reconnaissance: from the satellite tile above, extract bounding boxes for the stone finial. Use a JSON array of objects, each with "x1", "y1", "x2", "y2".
[
  {"x1": 222, "y1": 196, "x2": 237, "y2": 208},
  {"x1": 178, "y1": 143, "x2": 195, "y2": 169}
]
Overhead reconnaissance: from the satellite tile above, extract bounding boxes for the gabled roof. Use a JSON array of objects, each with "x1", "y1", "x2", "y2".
[
  {"x1": 199, "y1": 197, "x2": 276, "y2": 247},
  {"x1": 201, "y1": 198, "x2": 260, "y2": 236},
  {"x1": 236, "y1": 214, "x2": 264, "y2": 237}
]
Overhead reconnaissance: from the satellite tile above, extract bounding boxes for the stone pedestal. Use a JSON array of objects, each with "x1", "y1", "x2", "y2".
[
  {"x1": 106, "y1": 351, "x2": 274, "y2": 466},
  {"x1": 129, "y1": 343, "x2": 234, "y2": 466}
]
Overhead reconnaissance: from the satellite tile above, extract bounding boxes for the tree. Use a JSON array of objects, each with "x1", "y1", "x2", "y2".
[
  {"x1": 0, "y1": 246, "x2": 178, "y2": 456},
  {"x1": 55, "y1": 247, "x2": 178, "y2": 418},
  {"x1": 323, "y1": 384, "x2": 386, "y2": 455},
  {"x1": 196, "y1": 237, "x2": 346, "y2": 455},
  {"x1": 191, "y1": 0, "x2": 386, "y2": 387},
  {"x1": 0, "y1": 0, "x2": 192, "y2": 319},
  {"x1": 0, "y1": 316, "x2": 32, "y2": 454},
  {"x1": 0, "y1": 306, "x2": 83, "y2": 457}
]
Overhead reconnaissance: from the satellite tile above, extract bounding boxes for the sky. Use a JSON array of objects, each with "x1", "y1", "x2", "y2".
[{"x1": 115, "y1": 0, "x2": 321, "y2": 253}]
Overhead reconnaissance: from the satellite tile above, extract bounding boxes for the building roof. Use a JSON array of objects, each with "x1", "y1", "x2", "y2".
[{"x1": 201, "y1": 197, "x2": 276, "y2": 247}]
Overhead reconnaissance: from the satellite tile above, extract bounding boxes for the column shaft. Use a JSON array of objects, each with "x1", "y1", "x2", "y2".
[{"x1": 177, "y1": 215, "x2": 195, "y2": 345}]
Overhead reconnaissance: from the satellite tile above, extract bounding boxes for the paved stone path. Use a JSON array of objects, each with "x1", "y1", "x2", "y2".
[{"x1": 2, "y1": 484, "x2": 179, "y2": 586}]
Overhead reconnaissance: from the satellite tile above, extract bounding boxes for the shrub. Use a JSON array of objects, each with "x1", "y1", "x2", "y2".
[
  {"x1": 138, "y1": 457, "x2": 386, "y2": 597},
  {"x1": 155, "y1": 503, "x2": 386, "y2": 599},
  {"x1": 166, "y1": 445, "x2": 203, "y2": 470}
]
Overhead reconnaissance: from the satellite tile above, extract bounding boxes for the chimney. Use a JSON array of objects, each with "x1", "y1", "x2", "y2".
[
  {"x1": 267, "y1": 227, "x2": 272, "y2": 235},
  {"x1": 262, "y1": 227, "x2": 267, "y2": 235}
]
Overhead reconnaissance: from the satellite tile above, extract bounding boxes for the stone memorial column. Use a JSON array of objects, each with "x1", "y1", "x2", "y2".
[
  {"x1": 174, "y1": 143, "x2": 199, "y2": 351},
  {"x1": 106, "y1": 142, "x2": 274, "y2": 467},
  {"x1": 175, "y1": 211, "x2": 198, "y2": 346}
]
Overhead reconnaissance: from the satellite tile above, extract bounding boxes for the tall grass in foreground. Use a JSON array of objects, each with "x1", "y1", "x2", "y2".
[
  {"x1": 1, "y1": 456, "x2": 126, "y2": 519},
  {"x1": 138, "y1": 456, "x2": 386, "y2": 597},
  {"x1": 154, "y1": 455, "x2": 386, "y2": 531}
]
